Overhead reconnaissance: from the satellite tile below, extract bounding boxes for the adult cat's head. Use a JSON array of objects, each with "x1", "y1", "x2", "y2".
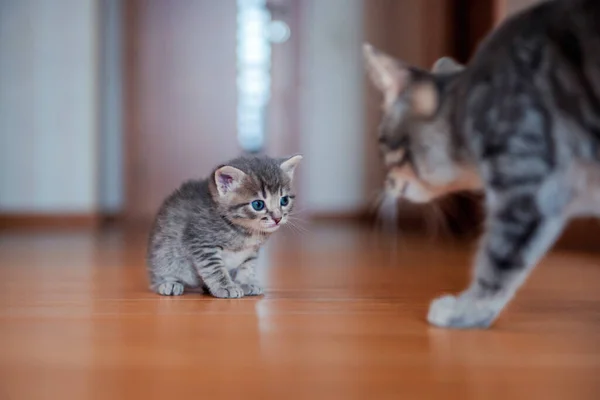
[
  {"x1": 210, "y1": 155, "x2": 302, "y2": 233},
  {"x1": 363, "y1": 44, "x2": 481, "y2": 203}
]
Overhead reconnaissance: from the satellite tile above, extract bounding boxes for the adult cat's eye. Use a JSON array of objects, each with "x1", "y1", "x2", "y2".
[
  {"x1": 280, "y1": 196, "x2": 290, "y2": 207},
  {"x1": 251, "y1": 200, "x2": 265, "y2": 211},
  {"x1": 379, "y1": 133, "x2": 409, "y2": 150}
]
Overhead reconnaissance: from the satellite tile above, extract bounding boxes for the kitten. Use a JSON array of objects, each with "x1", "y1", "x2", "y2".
[
  {"x1": 147, "y1": 155, "x2": 302, "y2": 298},
  {"x1": 364, "y1": 0, "x2": 600, "y2": 328}
]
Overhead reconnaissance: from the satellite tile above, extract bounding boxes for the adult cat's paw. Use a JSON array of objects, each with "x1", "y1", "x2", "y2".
[
  {"x1": 240, "y1": 283, "x2": 264, "y2": 296},
  {"x1": 157, "y1": 282, "x2": 185, "y2": 296},
  {"x1": 210, "y1": 284, "x2": 244, "y2": 299},
  {"x1": 427, "y1": 293, "x2": 497, "y2": 329}
]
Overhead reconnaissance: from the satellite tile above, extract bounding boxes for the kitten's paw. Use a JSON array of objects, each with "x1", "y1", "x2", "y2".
[
  {"x1": 157, "y1": 282, "x2": 185, "y2": 296},
  {"x1": 240, "y1": 284, "x2": 264, "y2": 296},
  {"x1": 427, "y1": 293, "x2": 497, "y2": 329},
  {"x1": 210, "y1": 284, "x2": 244, "y2": 299}
]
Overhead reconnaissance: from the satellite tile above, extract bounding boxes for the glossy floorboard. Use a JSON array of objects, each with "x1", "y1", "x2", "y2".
[{"x1": 1, "y1": 222, "x2": 600, "y2": 399}]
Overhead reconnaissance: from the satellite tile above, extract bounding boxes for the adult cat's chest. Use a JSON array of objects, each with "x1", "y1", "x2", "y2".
[{"x1": 221, "y1": 235, "x2": 266, "y2": 269}]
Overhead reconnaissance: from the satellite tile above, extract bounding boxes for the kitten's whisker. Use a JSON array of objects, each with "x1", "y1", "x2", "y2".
[
  {"x1": 286, "y1": 220, "x2": 308, "y2": 235},
  {"x1": 287, "y1": 220, "x2": 309, "y2": 232},
  {"x1": 286, "y1": 216, "x2": 310, "y2": 231},
  {"x1": 289, "y1": 207, "x2": 308, "y2": 216}
]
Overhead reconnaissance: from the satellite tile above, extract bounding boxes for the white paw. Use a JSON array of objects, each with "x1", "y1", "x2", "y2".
[
  {"x1": 240, "y1": 284, "x2": 264, "y2": 296},
  {"x1": 427, "y1": 295, "x2": 459, "y2": 326},
  {"x1": 427, "y1": 293, "x2": 498, "y2": 329},
  {"x1": 157, "y1": 282, "x2": 185, "y2": 296},
  {"x1": 210, "y1": 284, "x2": 244, "y2": 299}
]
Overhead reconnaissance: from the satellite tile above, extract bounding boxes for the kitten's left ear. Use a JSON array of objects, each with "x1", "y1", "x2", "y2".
[
  {"x1": 214, "y1": 166, "x2": 247, "y2": 196},
  {"x1": 280, "y1": 155, "x2": 303, "y2": 180}
]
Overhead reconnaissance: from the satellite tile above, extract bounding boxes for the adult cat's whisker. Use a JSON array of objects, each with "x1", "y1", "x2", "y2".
[
  {"x1": 429, "y1": 202, "x2": 449, "y2": 240},
  {"x1": 422, "y1": 204, "x2": 437, "y2": 240},
  {"x1": 376, "y1": 192, "x2": 399, "y2": 234},
  {"x1": 368, "y1": 191, "x2": 386, "y2": 212}
]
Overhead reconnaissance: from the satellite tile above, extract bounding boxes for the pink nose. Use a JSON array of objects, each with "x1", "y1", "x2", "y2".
[{"x1": 273, "y1": 217, "x2": 282, "y2": 225}]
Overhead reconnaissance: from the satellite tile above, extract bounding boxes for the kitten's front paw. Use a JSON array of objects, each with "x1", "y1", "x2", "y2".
[
  {"x1": 210, "y1": 284, "x2": 244, "y2": 299},
  {"x1": 157, "y1": 282, "x2": 185, "y2": 296},
  {"x1": 427, "y1": 293, "x2": 498, "y2": 329},
  {"x1": 240, "y1": 284, "x2": 264, "y2": 296}
]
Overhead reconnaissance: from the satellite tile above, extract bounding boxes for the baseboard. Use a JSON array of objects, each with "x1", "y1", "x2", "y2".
[
  {"x1": 0, "y1": 213, "x2": 101, "y2": 230},
  {"x1": 555, "y1": 218, "x2": 600, "y2": 253},
  {"x1": 3, "y1": 211, "x2": 595, "y2": 251}
]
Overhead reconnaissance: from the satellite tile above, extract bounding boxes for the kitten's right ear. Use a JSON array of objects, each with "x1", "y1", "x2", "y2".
[
  {"x1": 363, "y1": 43, "x2": 410, "y2": 110},
  {"x1": 280, "y1": 155, "x2": 303, "y2": 180},
  {"x1": 214, "y1": 166, "x2": 247, "y2": 196}
]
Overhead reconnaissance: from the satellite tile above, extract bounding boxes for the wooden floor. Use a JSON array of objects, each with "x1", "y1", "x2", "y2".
[{"x1": 1, "y1": 222, "x2": 600, "y2": 399}]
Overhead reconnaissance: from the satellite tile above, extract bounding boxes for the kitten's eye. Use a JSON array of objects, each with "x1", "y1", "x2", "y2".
[
  {"x1": 251, "y1": 200, "x2": 265, "y2": 211},
  {"x1": 280, "y1": 196, "x2": 290, "y2": 207}
]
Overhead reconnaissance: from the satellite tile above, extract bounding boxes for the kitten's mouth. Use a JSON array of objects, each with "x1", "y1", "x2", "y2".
[{"x1": 261, "y1": 224, "x2": 281, "y2": 233}]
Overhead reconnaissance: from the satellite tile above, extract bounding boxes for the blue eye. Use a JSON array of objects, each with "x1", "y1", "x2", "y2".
[
  {"x1": 280, "y1": 196, "x2": 290, "y2": 207},
  {"x1": 251, "y1": 200, "x2": 265, "y2": 211}
]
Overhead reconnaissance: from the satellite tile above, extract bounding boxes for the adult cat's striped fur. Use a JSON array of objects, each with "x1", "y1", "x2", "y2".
[
  {"x1": 147, "y1": 155, "x2": 302, "y2": 298},
  {"x1": 364, "y1": 0, "x2": 600, "y2": 328}
]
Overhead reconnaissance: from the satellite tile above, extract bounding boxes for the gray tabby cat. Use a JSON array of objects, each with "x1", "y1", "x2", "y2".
[
  {"x1": 364, "y1": 0, "x2": 600, "y2": 328},
  {"x1": 147, "y1": 155, "x2": 302, "y2": 298}
]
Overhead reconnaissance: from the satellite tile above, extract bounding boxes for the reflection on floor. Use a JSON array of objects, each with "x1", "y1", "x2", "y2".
[{"x1": 1, "y1": 221, "x2": 600, "y2": 399}]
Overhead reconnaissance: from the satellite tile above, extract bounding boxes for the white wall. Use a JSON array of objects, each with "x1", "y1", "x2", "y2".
[
  {"x1": 0, "y1": 0, "x2": 99, "y2": 213},
  {"x1": 0, "y1": 0, "x2": 367, "y2": 216},
  {"x1": 299, "y1": 0, "x2": 366, "y2": 214},
  {"x1": 98, "y1": 0, "x2": 123, "y2": 213}
]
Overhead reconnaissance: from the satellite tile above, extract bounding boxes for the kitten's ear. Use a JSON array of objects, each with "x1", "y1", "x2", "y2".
[
  {"x1": 280, "y1": 155, "x2": 303, "y2": 180},
  {"x1": 214, "y1": 166, "x2": 247, "y2": 196},
  {"x1": 363, "y1": 43, "x2": 410, "y2": 110},
  {"x1": 432, "y1": 57, "x2": 464, "y2": 74}
]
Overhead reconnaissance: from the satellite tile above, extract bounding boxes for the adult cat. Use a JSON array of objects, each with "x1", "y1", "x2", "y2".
[{"x1": 364, "y1": 0, "x2": 600, "y2": 328}]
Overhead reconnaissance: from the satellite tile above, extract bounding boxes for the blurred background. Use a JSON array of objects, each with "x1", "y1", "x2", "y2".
[
  {"x1": 0, "y1": 0, "x2": 556, "y2": 234},
  {"x1": 7, "y1": 3, "x2": 600, "y2": 399}
]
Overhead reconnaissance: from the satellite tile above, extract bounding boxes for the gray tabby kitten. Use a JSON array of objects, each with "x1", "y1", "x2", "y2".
[
  {"x1": 147, "y1": 155, "x2": 302, "y2": 298},
  {"x1": 364, "y1": 0, "x2": 600, "y2": 328}
]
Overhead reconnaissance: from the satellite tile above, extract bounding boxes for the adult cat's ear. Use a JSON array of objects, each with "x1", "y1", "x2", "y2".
[
  {"x1": 280, "y1": 155, "x2": 303, "y2": 180},
  {"x1": 363, "y1": 43, "x2": 410, "y2": 110},
  {"x1": 364, "y1": 43, "x2": 440, "y2": 117},
  {"x1": 432, "y1": 57, "x2": 464, "y2": 74},
  {"x1": 214, "y1": 166, "x2": 247, "y2": 196}
]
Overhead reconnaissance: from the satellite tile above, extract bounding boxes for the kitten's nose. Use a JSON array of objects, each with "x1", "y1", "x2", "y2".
[{"x1": 273, "y1": 216, "x2": 282, "y2": 225}]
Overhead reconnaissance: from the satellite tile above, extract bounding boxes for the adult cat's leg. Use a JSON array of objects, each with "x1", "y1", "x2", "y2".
[
  {"x1": 194, "y1": 247, "x2": 244, "y2": 299},
  {"x1": 233, "y1": 254, "x2": 263, "y2": 296},
  {"x1": 428, "y1": 192, "x2": 566, "y2": 329}
]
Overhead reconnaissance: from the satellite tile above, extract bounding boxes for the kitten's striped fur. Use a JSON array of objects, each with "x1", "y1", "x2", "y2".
[
  {"x1": 147, "y1": 155, "x2": 301, "y2": 298},
  {"x1": 365, "y1": 0, "x2": 600, "y2": 328}
]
